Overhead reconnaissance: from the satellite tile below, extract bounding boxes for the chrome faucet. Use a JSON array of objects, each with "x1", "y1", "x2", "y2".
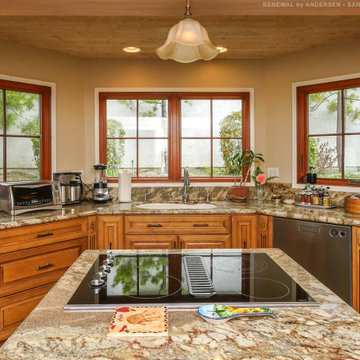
[{"x1": 183, "y1": 166, "x2": 190, "y2": 203}]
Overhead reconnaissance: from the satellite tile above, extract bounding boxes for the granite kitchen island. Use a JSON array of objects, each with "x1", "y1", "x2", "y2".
[{"x1": 1, "y1": 248, "x2": 360, "y2": 360}]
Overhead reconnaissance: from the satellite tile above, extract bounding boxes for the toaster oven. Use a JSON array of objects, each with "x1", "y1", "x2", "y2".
[{"x1": 0, "y1": 180, "x2": 62, "y2": 216}]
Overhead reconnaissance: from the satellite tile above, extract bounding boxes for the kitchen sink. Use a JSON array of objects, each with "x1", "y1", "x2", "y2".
[{"x1": 136, "y1": 202, "x2": 218, "y2": 210}]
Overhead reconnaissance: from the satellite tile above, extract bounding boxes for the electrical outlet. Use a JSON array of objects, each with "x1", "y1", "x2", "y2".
[{"x1": 267, "y1": 168, "x2": 279, "y2": 179}]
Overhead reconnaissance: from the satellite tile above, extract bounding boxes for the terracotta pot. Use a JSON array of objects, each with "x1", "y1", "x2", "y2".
[{"x1": 227, "y1": 186, "x2": 250, "y2": 201}]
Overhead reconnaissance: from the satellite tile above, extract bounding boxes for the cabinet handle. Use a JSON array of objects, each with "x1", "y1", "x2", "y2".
[
  {"x1": 147, "y1": 224, "x2": 163, "y2": 227},
  {"x1": 193, "y1": 224, "x2": 209, "y2": 227},
  {"x1": 37, "y1": 263, "x2": 54, "y2": 270},
  {"x1": 36, "y1": 232, "x2": 54, "y2": 238},
  {"x1": 110, "y1": 242, "x2": 112, "y2": 249},
  {"x1": 173, "y1": 241, "x2": 177, "y2": 249},
  {"x1": 180, "y1": 241, "x2": 183, "y2": 249},
  {"x1": 244, "y1": 241, "x2": 247, "y2": 249}
]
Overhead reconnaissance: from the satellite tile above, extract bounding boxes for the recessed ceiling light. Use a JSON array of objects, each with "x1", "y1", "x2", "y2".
[
  {"x1": 122, "y1": 46, "x2": 141, "y2": 53},
  {"x1": 216, "y1": 46, "x2": 228, "y2": 53}
]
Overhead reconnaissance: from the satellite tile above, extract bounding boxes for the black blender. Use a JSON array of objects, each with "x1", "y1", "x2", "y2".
[{"x1": 92, "y1": 164, "x2": 110, "y2": 202}]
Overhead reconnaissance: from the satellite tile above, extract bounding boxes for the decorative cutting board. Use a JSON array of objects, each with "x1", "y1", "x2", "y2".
[{"x1": 107, "y1": 306, "x2": 168, "y2": 337}]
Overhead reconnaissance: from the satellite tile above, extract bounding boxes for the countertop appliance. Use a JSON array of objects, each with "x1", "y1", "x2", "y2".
[
  {"x1": 93, "y1": 164, "x2": 110, "y2": 203},
  {"x1": 0, "y1": 180, "x2": 62, "y2": 216},
  {"x1": 273, "y1": 217, "x2": 352, "y2": 305},
  {"x1": 65, "y1": 251, "x2": 316, "y2": 311},
  {"x1": 53, "y1": 172, "x2": 83, "y2": 205}
]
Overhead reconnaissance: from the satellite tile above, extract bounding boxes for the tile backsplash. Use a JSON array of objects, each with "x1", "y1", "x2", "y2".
[{"x1": 108, "y1": 183, "x2": 359, "y2": 207}]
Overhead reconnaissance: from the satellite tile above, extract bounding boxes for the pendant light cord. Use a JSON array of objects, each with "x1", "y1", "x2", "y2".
[{"x1": 184, "y1": 0, "x2": 192, "y2": 16}]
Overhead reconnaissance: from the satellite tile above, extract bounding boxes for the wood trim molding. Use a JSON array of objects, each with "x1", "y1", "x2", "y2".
[
  {"x1": 296, "y1": 77, "x2": 360, "y2": 188},
  {"x1": 98, "y1": 91, "x2": 251, "y2": 183},
  {"x1": 0, "y1": 79, "x2": 52, "y2": 180}
]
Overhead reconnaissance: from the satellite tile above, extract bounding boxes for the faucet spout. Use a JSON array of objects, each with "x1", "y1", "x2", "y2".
[{"x1": 183, "y1": 166, "x2": 190, "y2": 203}]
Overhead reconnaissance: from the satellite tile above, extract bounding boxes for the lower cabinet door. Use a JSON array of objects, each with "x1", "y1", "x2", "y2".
[
  {"x1": 231, "y1": 215, "x2": 257, "y2": 248},
  {"x1": 178, "y1": 235, "x2": 231, "y2": 249},
  {"x1": 97, "y1": 216, "x2": 123, "y2": 249},
  {"x1": 0, "y1": 283, "x2": 54, "y2": 342},
  {"x1": 124, "y1": 235, "x2": 177, "y2": 250}
]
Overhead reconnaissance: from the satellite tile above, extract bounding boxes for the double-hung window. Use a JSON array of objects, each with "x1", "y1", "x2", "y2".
[
  {"x1": 0, "y1": 79, "x2": 52, "y2": 181},
  {"x1": 99, "y1": 92, "x2": 250, "y2": 182}
]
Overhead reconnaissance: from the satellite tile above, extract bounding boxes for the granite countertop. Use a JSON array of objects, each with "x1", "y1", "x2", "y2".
[
  {"x1": 1, "y1": 248, "x2": 360, "y2": 360},
  {"x1": 0, "y1": 200, "x2": 360, "y2": 230}
]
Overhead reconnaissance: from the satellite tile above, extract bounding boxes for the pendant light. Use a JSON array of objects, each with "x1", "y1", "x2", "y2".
[{"x1": 156, "y1": 0, "x2": 219, "y2": 63}]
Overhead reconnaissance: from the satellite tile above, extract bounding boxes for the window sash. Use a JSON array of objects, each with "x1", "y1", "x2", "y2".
[
  {"x1": 99, "y1": 92, "x2": 250, "y2": 183},
  {"x1": 0, "y1": 80, "x2": 51, "y2": 181},
  {"x1": 297, "y1": 78, "x2": 360, "y2": 186}
]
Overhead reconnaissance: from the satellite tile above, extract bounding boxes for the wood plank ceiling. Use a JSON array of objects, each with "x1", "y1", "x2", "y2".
[
  {"x1": 0, "y1": 16, "x2": 360, "y2": 59},
  {"x1": 1, "y1": 0, "x2": 360, "y2": 60}
]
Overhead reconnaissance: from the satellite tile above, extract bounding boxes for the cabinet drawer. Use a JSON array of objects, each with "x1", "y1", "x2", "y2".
[
  {"x1": 1, "y1": 247, "x2": 79, "y2": 284},
  {"x1": 3, "y1": 294, "x2": 43, "y2": 327},
  {"x1": 0, "y1": 283, "x2": 53, "y2": 341},
  {"x1": 125, "y1": 235, "x2": 177, "y2": 250},
  {"x1": 0, "y1": 218, "x2": 88, "y2": 254},
  {"x1": 179, "y1": 235, "x2": 231, "y2": 249},
  {"x1": 125, "y1": 215, "x2": 231, "y2": 235}
]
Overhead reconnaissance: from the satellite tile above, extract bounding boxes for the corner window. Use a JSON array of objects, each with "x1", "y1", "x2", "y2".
[
  {"x1": 99, "y1": 92, "x2": 250, "y2": 182},
  {"x1": 0, "y1": 80, "x2": 52, "y2": 181},
  {"x1": 297, "y1": 78, "x2": 360, "y2": 187}
]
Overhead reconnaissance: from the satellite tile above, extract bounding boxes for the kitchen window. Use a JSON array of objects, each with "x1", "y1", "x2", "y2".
[
  {"x1": 0, "y1": 79, "x2": 52, "y2": 181},
  {"x1": 297, "y1": 78, "x2": 360, "y2": 187},
  {"x1": 99, "y1": 92, "x2": 250, "y2": 182}
]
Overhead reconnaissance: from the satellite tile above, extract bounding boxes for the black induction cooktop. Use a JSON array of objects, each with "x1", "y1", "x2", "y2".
[{"x1": 65, "y1": 251, "x2": 317, "y2": 311}]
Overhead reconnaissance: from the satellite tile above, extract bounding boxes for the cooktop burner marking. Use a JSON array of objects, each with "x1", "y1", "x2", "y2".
[
  {"x1": 123, "y1": 274, "x2": 182, "y2": 300},
  {"x1": 211, "y1": 256, "x2": 269, "y2": 275},
  {"x1": 234, "y1": 277, "x2": 291, "y2": 300}
]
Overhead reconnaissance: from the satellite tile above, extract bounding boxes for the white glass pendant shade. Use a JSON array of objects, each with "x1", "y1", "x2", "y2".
[{"x1": 156, "y1": 18, "x2": 219, "y2": 63}]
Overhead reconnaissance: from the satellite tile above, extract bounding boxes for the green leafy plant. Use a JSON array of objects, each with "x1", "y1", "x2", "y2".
[{"x1": 230, "y1": 149, "x2": 264, "y2": 186}]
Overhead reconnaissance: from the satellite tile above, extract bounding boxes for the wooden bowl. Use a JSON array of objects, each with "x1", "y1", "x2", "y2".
[{"x1": 345, "y1": 195, "x2": 360, "y2": 214}]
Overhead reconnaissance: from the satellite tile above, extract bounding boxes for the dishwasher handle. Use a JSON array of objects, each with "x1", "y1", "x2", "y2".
[{"x1": 298, "y1": 224, "x2": 321, "y2": 234}]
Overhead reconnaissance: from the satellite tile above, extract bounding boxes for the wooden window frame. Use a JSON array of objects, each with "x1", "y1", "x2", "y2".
[
  {"x1": 297, "y1": 78, "x2": 360, "y2": 187},
  {"x1": 0, "y1": 79, "x2": 52, "y2": 181},
  {"x1": 99, "y1": 92, "x2": 250, "y2": 183}
]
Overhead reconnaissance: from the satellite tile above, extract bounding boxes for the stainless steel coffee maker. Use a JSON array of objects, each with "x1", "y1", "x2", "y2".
[{"x1": 53, "y1": 172, "x2": 83, "y2": 205}]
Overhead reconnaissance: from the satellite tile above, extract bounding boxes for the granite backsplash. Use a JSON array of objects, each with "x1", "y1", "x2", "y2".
[{"x1": 108, "y1": 183, "x2": 359, "y2": 207}]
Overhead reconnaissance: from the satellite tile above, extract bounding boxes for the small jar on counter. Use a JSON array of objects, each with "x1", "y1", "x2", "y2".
[{"x1": 271, "y1": 194, "x2": 283, "y2": 204}]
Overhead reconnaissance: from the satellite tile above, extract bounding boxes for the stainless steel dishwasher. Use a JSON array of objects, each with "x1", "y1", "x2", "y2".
[{"x1": 273, "y1": 217, "x2": 352, "y2": 305}]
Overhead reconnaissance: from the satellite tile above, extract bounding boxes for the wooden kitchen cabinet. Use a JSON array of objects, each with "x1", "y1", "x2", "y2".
[
  {"x1": 87, "y1": 216, "x2": 97, "y2": 249},
  {"x1": 0, "y1": 283, "x2": 54, "y2": 342},
  {"x1": 125, "y1": 235, "x2": 177, "y2": 249},
  {"x1": 0, "y1": 238, "x2": 87, "y2": 298},
  {"x1": 0, "y1": 218, "x2": 88, "y2": 342},
  {"x1": 123, "y1": 215, "x2": 231, "y2": 250},
  {"x1": 232, "y1": 215, "x2": 257, "y2": 248},
  {"x1": 0, "y1": 218, "x2": 88, "y2": 254},
  {"x1": 124, "y1": 215, "x2": 231, "y2": 235},
  {"x1": 97, "y1": 216, "x2": 124, "y2": 249},
  {"x1": 257, "y1": 215, "x2": 273, "y2": 248},
  {"x1": 179, "y1": 235, "x2": 231, "y2": 249}
]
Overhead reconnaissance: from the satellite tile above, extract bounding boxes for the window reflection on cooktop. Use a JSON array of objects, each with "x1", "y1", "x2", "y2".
[{"x1": 66, "y1": 252, "x2": 317, "y2": 310}]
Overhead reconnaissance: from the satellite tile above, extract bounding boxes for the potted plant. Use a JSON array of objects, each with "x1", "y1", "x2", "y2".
[{"x1": 227, "y1": 149, "x2": 264, "y2": 201}]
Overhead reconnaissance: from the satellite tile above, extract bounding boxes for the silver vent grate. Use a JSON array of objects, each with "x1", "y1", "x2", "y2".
[{"x1": 184, "y1": 256, "x2": 216, "y2": 298}]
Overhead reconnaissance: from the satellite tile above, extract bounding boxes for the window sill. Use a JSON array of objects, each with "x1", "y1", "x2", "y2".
[
  {"x1": 292, "y1": 182, "x2": 360, "y2": 193},
  {"x1": 108, "y1": 181, "x2": 253, "y2": 188}
]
